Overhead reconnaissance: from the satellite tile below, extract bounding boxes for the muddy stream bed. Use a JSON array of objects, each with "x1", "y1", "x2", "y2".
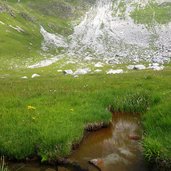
[{"x1": 8, "y1": 113, "x2": 149, "y2": 171}]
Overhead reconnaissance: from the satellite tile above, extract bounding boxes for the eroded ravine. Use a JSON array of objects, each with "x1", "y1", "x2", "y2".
[{"x1": 9, "y1": 113, "x2": 148, "y2": 171}]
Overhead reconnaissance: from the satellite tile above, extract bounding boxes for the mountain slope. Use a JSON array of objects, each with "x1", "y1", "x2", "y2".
[{"x1": 0, "y1": 0, "x2": 93, "y2": 69}]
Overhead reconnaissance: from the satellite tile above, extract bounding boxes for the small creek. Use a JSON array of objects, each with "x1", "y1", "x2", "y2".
[{"x1": 9, "y1": 113, "x2": 149, "y2": 171}]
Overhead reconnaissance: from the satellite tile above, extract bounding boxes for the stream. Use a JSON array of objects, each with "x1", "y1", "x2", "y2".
[{"x1": 8, "y1": 113, "x2": 149, "y2": 171}]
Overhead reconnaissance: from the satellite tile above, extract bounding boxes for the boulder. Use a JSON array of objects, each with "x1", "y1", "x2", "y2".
[{"x1": 106, "y1": 69, "x2": 123, "y2": 74}]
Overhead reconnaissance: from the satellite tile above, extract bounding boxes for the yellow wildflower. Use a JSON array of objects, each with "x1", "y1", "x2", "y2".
[{"x1": 27, "y1": 105, "x2": 36, "y2": 110}]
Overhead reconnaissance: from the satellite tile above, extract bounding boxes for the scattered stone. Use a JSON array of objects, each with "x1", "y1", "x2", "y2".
[
  {"x1": 148, "y1": 63, "x2": 164, "y2": 71},
  {"x1": 63, "y1": 70, "x2": 73, "y2": 75},
  {"x1": 152, "y1": 57, "x2": 164, "y2": 64},
  {"x1": 31, "y1": 74, "x2": 40, "y2": 78},
  {"x1": 74, "y1": 68, "x2": 91, "y2": 75},
  {"x1": 95, "y1": 62, "x2": 104, "y2": 68},
  {"x1": 21, "y1": 76, "x2": 28, "y2": 79},
  {"x1": 106, "y1": 69, "x2": 123, "y2": 74}
]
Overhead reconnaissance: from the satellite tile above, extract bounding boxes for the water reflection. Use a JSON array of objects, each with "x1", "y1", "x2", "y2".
[{"x1": 9, "y1": 113, "x2": 148, "y2": 171}]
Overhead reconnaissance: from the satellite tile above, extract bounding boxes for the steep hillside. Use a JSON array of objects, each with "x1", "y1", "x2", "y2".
[{"x1": 0, "y1": 0, "x2": 94, "y2": 69}]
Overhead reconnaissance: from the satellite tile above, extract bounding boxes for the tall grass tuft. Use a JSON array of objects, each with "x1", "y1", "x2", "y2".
[
  {"x1": 0, "y1": 157, "x2": 9, "y2": 171},
  {"x1": 112, "y1": 90, "x2": 152, "y2": 113}
]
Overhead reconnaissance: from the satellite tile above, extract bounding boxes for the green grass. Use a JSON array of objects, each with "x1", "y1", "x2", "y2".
[{"x1": 0, "y1": 66, "x2": 171, "y2": 169}]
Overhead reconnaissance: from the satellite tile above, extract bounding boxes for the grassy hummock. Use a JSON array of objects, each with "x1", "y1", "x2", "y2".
[{"x1": 0, "y1": 66, "x2": 171, "y2": 170}]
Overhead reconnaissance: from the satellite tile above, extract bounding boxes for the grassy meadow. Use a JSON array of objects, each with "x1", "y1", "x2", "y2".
[{"x1": 0, "y1": 65, "x2": 171, "y2": 170}]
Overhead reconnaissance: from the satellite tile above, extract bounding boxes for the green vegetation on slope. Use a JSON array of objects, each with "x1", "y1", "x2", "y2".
[
  {"x1": 0, "y1": 67, "x2": 171, "y2": 170},
  {"x1": 131, "y1": 2, "x2": 171, "y2": 25}
]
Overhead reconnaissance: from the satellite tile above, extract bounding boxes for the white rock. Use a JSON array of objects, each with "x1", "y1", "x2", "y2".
[
  {"x1": 63, "y1": 70, "x2": 73, "y2": 75},
  {"x1": 148, "y1": 64, "x2": 164, "y2": 71},
  {"x1": 31, "y1": 74, "x2": 40, "y2": 78},
  {"x1": 107, "y1": 69, "x2": 123, "y2": 74},
  {"x1": 133, "y1": 64, "x2": 146, "y2": 70},
  {"x1": 21, "y1": 76, "x2": 28, "y2": 79},
  {"x1": 74, "y1": 68, "x2": 91, "y2": 75},
  {"x1": 57, "y1": 70, "x2": 62, "y2": 72},
  {"x1": 153, "y1": 66, "x2": 164, "y2": 71},
  {"x1": 94, "y1": 62, "x2": 104, "y2": 68}
]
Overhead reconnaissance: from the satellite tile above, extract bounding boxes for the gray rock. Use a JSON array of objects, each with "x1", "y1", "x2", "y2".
[{"x1": 63, "y1": 69, "x2": 73, "y2": 75}]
